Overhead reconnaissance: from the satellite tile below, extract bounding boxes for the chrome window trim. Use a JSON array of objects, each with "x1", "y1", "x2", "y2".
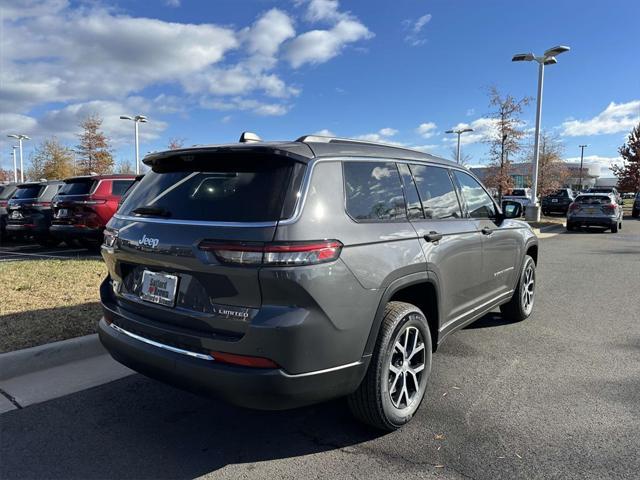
[
  {"x1": 112, "y1": 214, "x2": 278, "y2": 228},
  {"x1": 109, "y1": 323, "x2": 214, "y2": 361}
]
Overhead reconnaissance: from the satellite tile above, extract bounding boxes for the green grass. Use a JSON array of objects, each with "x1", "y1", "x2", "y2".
[{"x1": 0, "y1": 259, "x2": 106, "y2": 353}]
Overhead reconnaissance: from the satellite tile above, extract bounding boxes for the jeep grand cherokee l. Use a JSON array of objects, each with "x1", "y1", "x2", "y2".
[
  {"x1": 50, "y1": 174, "x2": 135, "y2": 249},
  {"x1": 99, "y1": 134, "x2": 538, "y2": 430}
]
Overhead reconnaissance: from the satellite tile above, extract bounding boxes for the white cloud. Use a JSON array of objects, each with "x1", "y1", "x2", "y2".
[
  {"x1": 403, "y1": 14, "x2": 432, "y2": 46},
  {"x1": 416, "y1": 122, "x2": 437, "y2": 138},
  {"x1": 564, "y1": 155, "x2": 623, "y2": 175},
  {"x1": 442, "y1": 118, "x2": 499, "y2": 145},
  {"x1": 304, "y1": 0, "x2": 344, "y2": 22},
  {"x1": 202, "y1": 98, "x2": 290, "y2": 116},
  {"x1": 165, "y1": 0, "x2": 180, "y2": 7},
  {"x1": 561, "y1": 100, "x2": 640, "y2": 137},
  {"x1": 313, "y1": 128, "x2": 336, "y2": 136},
  {"x1": 286, "y1": 12, "x2": 373, "y2": 68},
  {"x1": 379, "y1": 127, "x2": 398, "y2": 137}
]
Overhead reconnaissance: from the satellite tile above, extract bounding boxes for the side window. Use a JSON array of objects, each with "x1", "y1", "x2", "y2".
[
  {"x1": 397, "y1": 163, "x2": 424, "y2": 220},
  {"x1": 111, "y1": 180, "x2": 134, "y2": 196},
  {"x1": 344, "y1": 161, "x2": 407, "y2": 222},
  {"x1": 453, "y1": 171, "x2": 496, "y2": 219},
  {"x1": 410, "y1": 164, "x2": 462, "y2": 219}
]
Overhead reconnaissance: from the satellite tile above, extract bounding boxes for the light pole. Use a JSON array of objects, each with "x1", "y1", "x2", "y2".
[
  {"x1": 512, "y1": 45, "x2": 570, "y2": 220},
  {"x1": 578, "y1": 144, "x2": 588, "y2": 192},
  {"x1": 11, "y1": 146, "x2": 18, "y2": 182},
  {"x1": 7, "y1": 134, "x2": 30, "y2": 183},
  {"x1": 120, "y1": 115, "x2": 148, "y2": 174},
  {"x1": 445, "y1": 127, "x2": 474, "y2": 164}
]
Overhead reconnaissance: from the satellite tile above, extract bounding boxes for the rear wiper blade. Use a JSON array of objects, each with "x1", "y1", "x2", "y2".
[{"x1": 131, "y1": 206, "x2": 171, "y2": 217}]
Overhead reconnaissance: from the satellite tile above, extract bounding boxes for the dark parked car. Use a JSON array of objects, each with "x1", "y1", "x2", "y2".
[
  {"x1": 0, "y1": 183, "x2": 19, "y2": 243},
  {"x1": 99, "y1": 134, "x2": 538, "y2": 431},
  {"x1": 541, "y1": 188, "x2": 575, "y2": 215},
  {"x1": 6, "y1": 181, "x2": 63, "y2": 245},
  {"x1": 50, "y1": 174, "x2": 135, "y2": 248},
  {"x1": 633, "y1": 192, "x2": 639, "y2": 218}
]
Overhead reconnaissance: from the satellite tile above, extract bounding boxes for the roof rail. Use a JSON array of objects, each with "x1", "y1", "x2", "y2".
[{"x1": 295, "y1": 135, "x2": 427, "y2": 154}]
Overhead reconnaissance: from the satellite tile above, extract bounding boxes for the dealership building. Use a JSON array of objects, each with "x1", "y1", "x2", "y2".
[{"x1": 470, "y1": 161, "x2": 603, "y2": 191}]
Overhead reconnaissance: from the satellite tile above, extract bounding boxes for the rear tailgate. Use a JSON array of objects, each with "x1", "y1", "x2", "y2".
[
  {"x1": 103, "y1": 150, "x2": 305, "y2": 336},
  {"x1": 52, "y1": 178, "x2": 99, "y2": 225}
]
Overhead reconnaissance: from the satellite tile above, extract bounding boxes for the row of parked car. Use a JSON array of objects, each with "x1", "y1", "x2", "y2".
[{"x1": 0, "y1": 174, "x2": 141, "y2": 248}]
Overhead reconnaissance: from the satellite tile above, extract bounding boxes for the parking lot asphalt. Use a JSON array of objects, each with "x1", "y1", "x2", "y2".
[
  {"x1": 1, "y1": 219, "x2": 639, "y2": 479},
  {"x1": 0, "y1": 240, "x2": 100, "y2": 262}
]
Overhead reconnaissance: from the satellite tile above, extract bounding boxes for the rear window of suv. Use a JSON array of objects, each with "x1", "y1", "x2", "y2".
[
  {"x1": 58, "y1": 179, "x2": 97, "y2": 196},
  {"x1": 13, "y1": 185, "x2": 44, "y2": 199},
  {"x1": 576, "y1": 195, "x2": 610, "y2": 204},
  {"x1": 119, "y1": 155, "x2": 300, "y2": 222}
]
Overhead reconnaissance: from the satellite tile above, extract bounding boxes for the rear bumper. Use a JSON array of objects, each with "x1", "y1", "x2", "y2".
[
  {"x1": 50, "y1": 224, "x2": 103, "y2": 240},
  {"x1": 6, "y1": 222, "x2": 49, "y2": 234},
  {"x1": 568, "y1": 216, "x2": 617, "y2": 227},
  {"x1": 98, "y1": 317, "x2": 368, "y2": 410}
]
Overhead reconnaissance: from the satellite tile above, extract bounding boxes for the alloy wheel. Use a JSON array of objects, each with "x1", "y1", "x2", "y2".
[
  {"x1": 521, "y1": 263, "x2": 535, "y2": 314},
  {"x1": 388, "y1": 323, "x2": 426, "y2": 409}
]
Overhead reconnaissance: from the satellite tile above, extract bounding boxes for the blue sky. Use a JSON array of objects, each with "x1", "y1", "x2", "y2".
[{"x1": 1, "y1": 0, "x2": 639, "y2": 176}]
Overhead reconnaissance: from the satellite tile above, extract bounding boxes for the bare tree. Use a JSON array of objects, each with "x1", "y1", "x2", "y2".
[
  {"x1": 26, "y1": 146, "x2": 47, "y2": 181},
  {"x1": 483, "y1": 87, "x2": 531, "y2": 201},
  {"x1": 167, "y1": 137, "x2": 185, "y2": 150},
  {"x1": 76, "y1": 114, "x2": 114, "y2": 174},
  {"x1": 529, "y1": 131, "x2": 569, "y2": 197},
  {"x1": 117, "y1": 159, "x2": 135, "y2": 174},
  {"x1": 448, "y1": 146, "x2": 472, "y2": 167}
]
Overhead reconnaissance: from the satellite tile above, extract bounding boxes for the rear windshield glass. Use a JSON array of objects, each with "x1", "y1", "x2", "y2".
[
  {"x1": 551, "y1": 190, "x2": 568, "y2": 197},
  {"x1": 13, "y1": 186, "x2": 44, "y2": 199},
  {"x1": 58, "y1": 180, "x2": 97, "y2": 196},
  {"x1": 511, "y1": 189, "x2": 527, "y2": 196},
  {"x1": 576, "y1": 195, "x2": 610, "y2": 204},
  {"x1": 119, "y1": 156, "x2": 298, "y2": 222},
  {"x1": 0, "y1": 186, "x2": 17, "y2": 199}
]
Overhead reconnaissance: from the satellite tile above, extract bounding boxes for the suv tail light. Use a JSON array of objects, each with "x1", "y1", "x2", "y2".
[
  {"x1": 602, "y1": 203, "x2": 616, "y2": 213},
  {"x1": 0, "y1": 200, "x2": 7, "y2": 208},
  {"x1": 569, "y1": 203, "x2": 580, "y2": 211},
  {"x1": 199, "y1": 240, "x2": 343, "y2": 266}
]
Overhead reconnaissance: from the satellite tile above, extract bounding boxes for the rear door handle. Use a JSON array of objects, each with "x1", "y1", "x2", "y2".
[
  {"x1": 481, "y1": 227, "x2": 494, "y2": 236},
  {"x1": 424, "y1": 231, "x2": 443, "y2": 243}
]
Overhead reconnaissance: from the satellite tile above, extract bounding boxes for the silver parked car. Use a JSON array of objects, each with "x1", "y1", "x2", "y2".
[{"x1": 566, "y1": 193, "x2": 623, "y2": 233}]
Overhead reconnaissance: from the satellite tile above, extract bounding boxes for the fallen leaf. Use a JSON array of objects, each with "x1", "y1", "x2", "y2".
[
  {"x1": 498, "y1": 456, "x2": 505, "y2": 459},
  {"x1": 435, "y1": 465, "x2": 445, "y2": 469},
  {"x1": 435, "y1": 434, "x2": 445, "y2": 440},
  {"x1": 437, "y1": 446, "x2": 441, "y2": 451},
  {"x1": 452, "y1": 386, "x2": 461, "y2": 390},
  {"x1": 442, "y1": 392, "x2": 448, "y2": 397}
]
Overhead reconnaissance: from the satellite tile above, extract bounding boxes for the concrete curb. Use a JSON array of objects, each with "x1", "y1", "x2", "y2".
[{"x1": 0, "y1": 334, "x2": 104, "y2": 381}]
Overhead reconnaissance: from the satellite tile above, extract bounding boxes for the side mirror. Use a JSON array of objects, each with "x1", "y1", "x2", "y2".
[{"x1": 502, "y1": 200, "x2": 522, "y2": 219}]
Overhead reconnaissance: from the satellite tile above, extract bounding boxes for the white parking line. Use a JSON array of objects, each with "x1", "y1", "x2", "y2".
[{"x1": 0, "y1": 249, "x2": 89, "y2": 259}]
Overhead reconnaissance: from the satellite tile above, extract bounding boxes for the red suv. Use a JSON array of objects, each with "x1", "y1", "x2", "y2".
[{"x1": 50, "y1": 174, "x2": 136, "y2": 248}]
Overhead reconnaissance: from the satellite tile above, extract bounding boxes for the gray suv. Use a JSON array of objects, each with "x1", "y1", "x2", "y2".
[{"x1": 99, "y1": 134, "x2": 538, "y2": 430}]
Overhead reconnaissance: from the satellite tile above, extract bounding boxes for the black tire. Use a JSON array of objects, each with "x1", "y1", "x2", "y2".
[
  {"x1": 500, "y1": 255, "x2": 536, "y2": 322},
  {"x1": 79, "y1": 238, "x2": 102, "y2": 252},
  {"x1": 542, "y1": 210, "x2": 548, "y2": 216},
  {"x1": 36, "y1": 236, "x2": 62, "y2": 247},
  {"x1": 632, "y1": 209, "x2": 639, "y2": 218},
  {"x1": 348, "y1": 301, "x2": 432, "y2": 431},
  {"x1": 611, "y1": 222, "x2": 618, "y2": 233},
  {"x1": 566, "y1": 222, "x2": 574, "y2": 232}
]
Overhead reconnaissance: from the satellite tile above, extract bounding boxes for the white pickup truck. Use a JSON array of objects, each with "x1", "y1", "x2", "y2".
[{"x1": 503, "y1": 188, "x2": 535, "y2": 213}]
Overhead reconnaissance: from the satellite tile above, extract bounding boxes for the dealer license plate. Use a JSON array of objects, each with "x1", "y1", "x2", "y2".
[{"x1": 140, "y1": 270, "x2": 179, "y2": 307}]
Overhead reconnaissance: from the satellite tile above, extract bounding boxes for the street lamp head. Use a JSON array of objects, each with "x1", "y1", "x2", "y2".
[
  {"x1": 446, "y1": 128, "x2": 473, "y2": 134},
  {"x1": 120, "y1": 115, "x2": 134, "y2": 121},
  {"x1": 445, "y1": 129, "x2": 454, "y2": 134},
  {"x1": 7, "y1": 134, "x2": 29, "y2": 140},
  {"x1": 578, "y1": 144, "x2": 588, "y2": 148},
  {"x1": 543, "y1": 56, "x2": 558, "y2": 65},
  {"x1": 512, "y1": 52, "x2": 535, "y2": 62},
  {"x1": 7, "y1": 134, "x2": 19, "y2": 139},
  {"x1": 460, "y1": 128, "x2": 474, "y2": 134},
  {"x1": 544, "y1": 45, "x2": 570, "y2": 57},
  {"x1": 135, "y1": 115, "x2": 148, "y2": 122}
]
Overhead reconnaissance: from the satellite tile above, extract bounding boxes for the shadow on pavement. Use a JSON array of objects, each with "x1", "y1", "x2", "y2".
[
  {"x1": 464, "y1": 311, "x2": 524, "y2": 330},
  {"x1": 0, "y1": 374, "x2": 382, "y2": 479}
]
